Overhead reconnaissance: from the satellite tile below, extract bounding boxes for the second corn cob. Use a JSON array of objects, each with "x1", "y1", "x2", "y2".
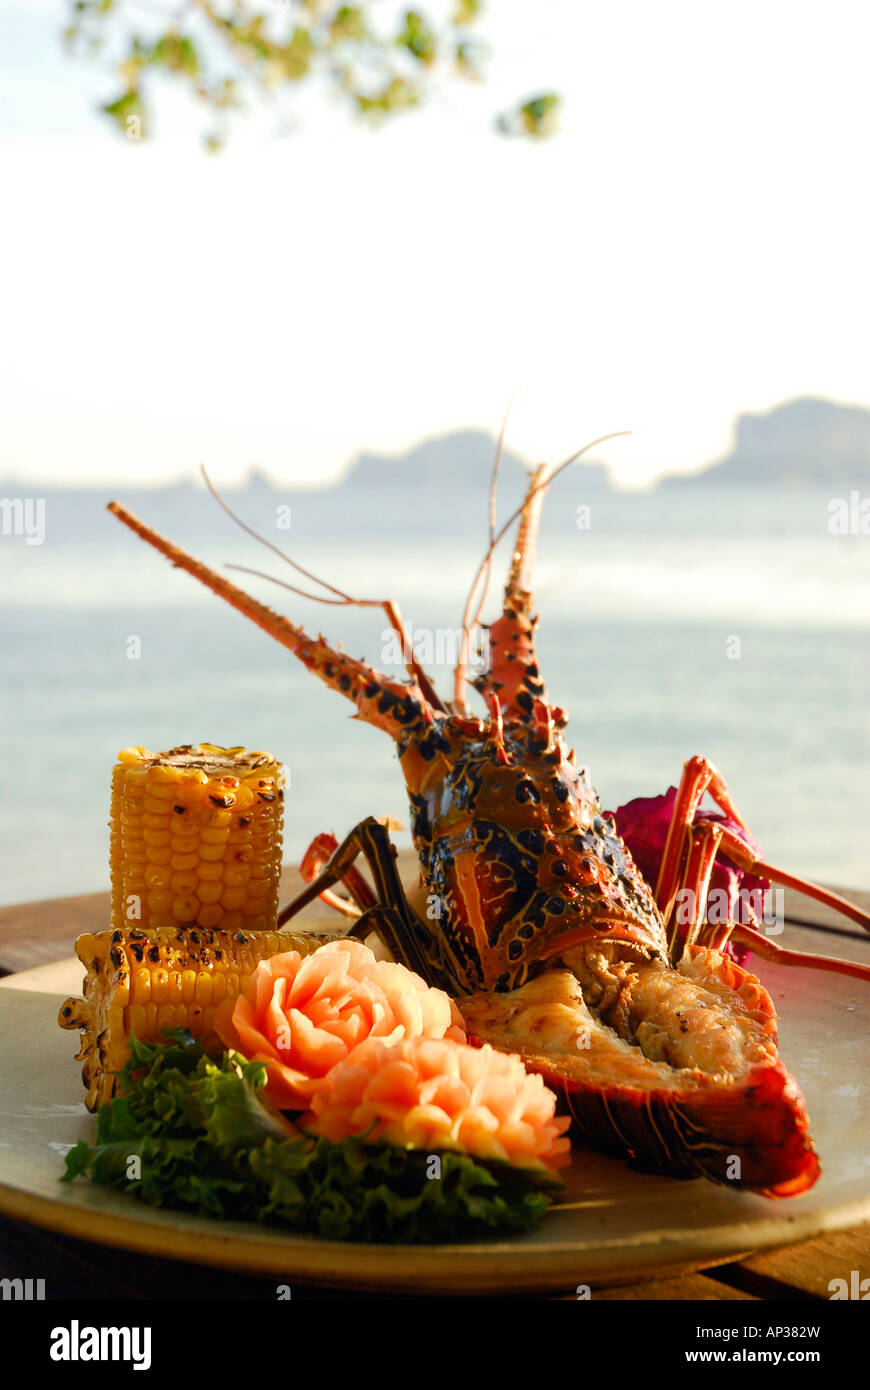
[{"x1": 59, "y1": 924, "x2": 333, "y2": 1110}]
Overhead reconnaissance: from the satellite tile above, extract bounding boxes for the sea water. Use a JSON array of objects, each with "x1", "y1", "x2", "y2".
[{"x1": 0, "y1": 483, "x2": 867, "y2": 902}]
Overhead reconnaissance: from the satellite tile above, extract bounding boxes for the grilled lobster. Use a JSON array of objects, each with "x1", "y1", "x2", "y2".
[{"x1": 108, "y1": 441, "x2": 870, "y2": 1199}]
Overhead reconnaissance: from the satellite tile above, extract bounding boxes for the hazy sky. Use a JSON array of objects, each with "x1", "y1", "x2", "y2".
[{"x1": 3, "y1": 0, "x2": 870, "y2": 489}]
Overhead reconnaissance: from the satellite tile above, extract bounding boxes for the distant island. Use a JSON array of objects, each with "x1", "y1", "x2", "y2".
[
  {"x1": 338, "y1": 400, "x2": 869, "y2": 494},
  {"x1": 1, "y1": 401, "x2": 867, "y2": 520},
  {"x1": 657, "y1": 398, "x2": 870, "y2": 490}
]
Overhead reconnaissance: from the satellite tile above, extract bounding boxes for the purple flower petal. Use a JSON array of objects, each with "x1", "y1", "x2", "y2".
[{"x1": 609, "y1": 788, "x2": 771, "y2": 967}]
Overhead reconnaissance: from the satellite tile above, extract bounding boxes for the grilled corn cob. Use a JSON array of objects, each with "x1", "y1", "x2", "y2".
[
  {"x1": 59, "y1": 924, "x2": 332, "y2": 1110},
  {"x1": 110, "y1": 744, "x2": 284, "y2": 936}
]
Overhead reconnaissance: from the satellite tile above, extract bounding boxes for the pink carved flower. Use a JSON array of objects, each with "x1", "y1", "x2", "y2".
[
  {"x1": 214, "y1": 938, "x2": 466, "y2": 1110},
  {"x1": 304, "y1": 1034, "x2": 572, "y2": 1177}
]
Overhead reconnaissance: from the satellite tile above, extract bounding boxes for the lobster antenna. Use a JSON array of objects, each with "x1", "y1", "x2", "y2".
[
  {"x1": 452, "y1": 430, "x2": 631, "y2": 711},
  {"x1": 473, "y1": 391, "x2": 520, "y2": 631},
  {"x1": 225, "y1": 564, "x2": 359, "y2": 606},
  {"x1": 453, "y1": 395, "x2": 518, "y2": 714},
  {"x1": 201, "y1": 465, "x2": 447, "y2": 712},
  {"x1": 201, "y1": 464, "x2": 355, "y2": 603},
  {"x1": 490, "y1": 431, "x2": 631, "y2": 576}
]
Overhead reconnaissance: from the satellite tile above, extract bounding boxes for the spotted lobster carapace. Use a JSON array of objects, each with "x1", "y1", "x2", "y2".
[{"x1": 108, "y1": 441, "x2": 870, "y2": 1200}]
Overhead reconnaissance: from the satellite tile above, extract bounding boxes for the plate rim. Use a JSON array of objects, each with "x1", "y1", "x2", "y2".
[{"x1": 3, "y1": 1166, "x2": 870, "y2": 1294}]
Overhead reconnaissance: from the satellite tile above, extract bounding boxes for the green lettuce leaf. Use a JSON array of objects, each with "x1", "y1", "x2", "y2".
[{"x1": 62, "y1": 1029, "x2": 559, "y2": 1242}]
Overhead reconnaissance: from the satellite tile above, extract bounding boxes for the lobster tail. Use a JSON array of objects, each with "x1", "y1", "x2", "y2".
[{"x1": 461, "y1": 946, "x2": 821, "y2": 1199}]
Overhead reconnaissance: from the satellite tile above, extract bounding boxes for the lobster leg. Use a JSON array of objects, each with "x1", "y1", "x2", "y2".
[
  {"x1": 654, "y1": 756, "x2": 747, "y2": 924},
  {"x1": 650, "y1": 756, "x2": 867, "y2": 961},
  {"x1": 668, "y1": 820, "x2": 724, "y2": 961},
  {"x1": 278, "y1": 817, "x2": 463, "y2": 992},
  {"x1": 711, "y1": 825, "x2": 870, "y2": 937},
  {"x1": 710, "y1": 922, "x2": 870, "y2": 984},
  {"x1": 296, "y1": 832, "x2": 375, "y2": 920},
  {"x1": 660, "y1": 818, "x2": 870, "y2": 982}
]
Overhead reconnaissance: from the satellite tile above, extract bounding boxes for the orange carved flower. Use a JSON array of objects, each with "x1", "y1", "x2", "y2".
[
  {"x1": 304, "y1": 1034, "x2": 572, "y2": 1176},
  {"x1": 214, "y1": 938, "x2": 466, "y2": 1110}
]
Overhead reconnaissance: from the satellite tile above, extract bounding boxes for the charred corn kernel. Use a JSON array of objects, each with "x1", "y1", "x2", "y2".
[
  {"x1": 109, "y1": 745, "x2": 285, "y2": 935},
  {"x1": 59, "y1": 925, "x2": 332, "y2": 1110}
]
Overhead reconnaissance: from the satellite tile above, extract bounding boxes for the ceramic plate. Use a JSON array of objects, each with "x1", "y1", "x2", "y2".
[{"x1": 0, "y1": 958, "x2": 868, "y2": 1295}]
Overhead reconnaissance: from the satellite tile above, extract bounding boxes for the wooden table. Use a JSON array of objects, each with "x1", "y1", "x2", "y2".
[{"x1": 1, "y1": 860, "x2": 868, "y2": 1301}]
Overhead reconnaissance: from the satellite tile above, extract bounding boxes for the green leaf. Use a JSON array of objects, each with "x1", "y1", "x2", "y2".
[
  {"x1": 396, "y1": 10, "x2": 437, "y2": 66},
  {"x1": 454, "y1": 40, "x2": 481, "y2": 80},
  {"x1": 453, "y1": 0, "x2": 481, "y2": 23},
  {"x1": 62, "y1": 1031, "x2": 558, "y2": 1243},
  {"x1": 282, "y1": 27, "x2": 315, "y2": 80},
  {"x1": 519, "y1": 93, "x2": 560, "y2": 137},
  {"x1": 330, "y1": 6, "x2": 366, "y2": 42},
  {"x1": 356, "y1": 76, "x2": 419, "y2": 117},
  {"x1": 101, "y1": 88, "x2": 144, "y2": 137}
]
